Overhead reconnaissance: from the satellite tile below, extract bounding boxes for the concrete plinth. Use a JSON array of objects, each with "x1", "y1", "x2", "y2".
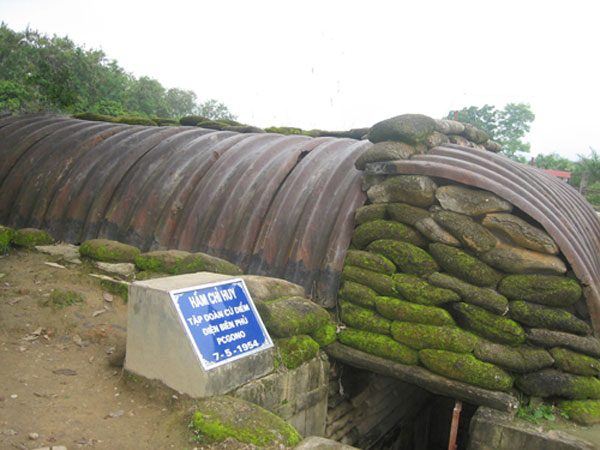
[{"x1": 125, "y1": 272, "x2": 274, "y2": 397}]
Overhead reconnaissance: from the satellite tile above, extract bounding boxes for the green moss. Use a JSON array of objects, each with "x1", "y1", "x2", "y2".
[
  {"x1": 550, "y1": 347, "x2": 600, "y2": 376},
  {"x1": 393, "y1": 273, "x2": 460, "y2": 306},
  {"x1": 429, "y1": 243, "x2": 501, "y2": 288},
  {"x1": 100, "y1": 279, "x2": 129, "y2": 303},
  {"x1": 474, "y1": 341, "x2": 554, "y2": 373},
  {"x1": 516, "y1": 369, "x2": 600, "y2": 399},
  {"x1": 338, "y1": 327, "x2": 418, "y2": 365},
  {"x1": 172, "y1": 252, "x2": 243, "y2": 276},
  {"x1": 453, "y1": 302, "x2": 526, "y2": 346},
  {"x1": 352, "y1": 220, "x2": 426, "y2": 248},
  {"x1": 344, "y1": 250, "x2": 396, "y2": 275},
  {"x1": 264, "y1": 126, "x2": 311, "y2": 136},
  {"x1": 311, "y1": 321, "x2": 337, "y2": 346},
  {"x1": 509, "y1": 300, "x2": 592, "y2": 335},
  {"x1": 354, "y1": 204, "x2": 387, "y2": 225},
  {"x1": 116, "y1": 115, "x2": 158, "y2": 126},
  {"x1": 275, "y1": 335, "x2": 319, "y2": 369},
  {"x1": 367, "y1": 239, "x2": 439, "y2": 277},
  {"x1": 151, "y1": 117, "x2": 179, "y2": 126},
  {"x1": 79, "y1": 239, "x2": 141, "y2": 263},
  {"x1": 498, "y1": 274, "x2": 582, "y2": 307},
  {"x1": 419, "y1": 349, "x2": 514, "y2": 391},
  {"x1": 557, "y1": 399, "x2": 600, "y2": 425},
  {"x1": 341, "y1": 301, "x2": 391, "y2": 335},
  {"x1": 432, "y1": 210, "x2": 497, "y2": 253},
  {"x1": 391, "y1": 321, "x2": 479, "y2": 353},
  {"x1": 342, "y1": 265, "x2": 396, "y2": 297},
  {"x1": 44, "y1": 289, "x2": 85, "y2": 310},
  {"x1": 263, "y1": 296, "x2": 329, "y2": 337},
  {"x1": 72, "y1": 112, "x2": 115, "y2": 122},
  {"x1": 134, "y1": 250, "x2": 190, "y2": 274},
  {"x1": 13, "y1": 228, "x2": 53, "y2": 249},
  {"x1": 195, "y1": 120, "x2": 230, "y2": 130},
  {"x1": 375, "y1": 296, "x2": 456, "y2": 326},
  {"x1": 386, "y1": 203, "x2": 431, "y2": 226},
  {"x1": 338, "y1": 281, "x2": 378, "y2": 309},
  {"x1": 0, "y1": 225, "x2": 16, "y2": 254}
]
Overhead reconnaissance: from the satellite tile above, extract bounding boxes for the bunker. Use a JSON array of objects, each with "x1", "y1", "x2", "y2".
[{"x1": 1, "y1": 112, "x2": 599, "y2": 449}]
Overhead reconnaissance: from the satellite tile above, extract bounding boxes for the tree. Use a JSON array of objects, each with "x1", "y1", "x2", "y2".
[
  {"x1": 164, "y1": 88, "x2": 197, "y2": 118},
  {"x1": 195, "y1": 99, "x2": 237, "y2": 121},
  {"x1": 533, "y1": 153, "x2": 575, "y2": 172},
  {"x1": 446, "y1": 103, "x2": 535, "y2": 161}
]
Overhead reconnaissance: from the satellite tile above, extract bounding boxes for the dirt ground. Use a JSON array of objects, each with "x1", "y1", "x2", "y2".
[{"x1": 0, "y1": 249, "x2": 201, "y2": 450}]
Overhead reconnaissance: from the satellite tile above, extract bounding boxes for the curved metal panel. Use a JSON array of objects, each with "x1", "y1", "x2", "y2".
[{"x1": 365, "y1": 144, "x2": 600, "y2": 335}]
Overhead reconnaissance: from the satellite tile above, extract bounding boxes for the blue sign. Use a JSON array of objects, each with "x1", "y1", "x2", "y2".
[{"x1": 169, "y1": 279, "x2": 273, "y2": 370}]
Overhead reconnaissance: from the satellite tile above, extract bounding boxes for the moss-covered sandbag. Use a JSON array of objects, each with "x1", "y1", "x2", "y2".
[
  {"x1": 391, "y1": 322, "x2": 479, "y2": 353},
  {"x1": 368, "y1": 239, "x2": 439, "y2": 277},
  {"x1": 341, "y1": 302, "x2": 391, "y2": 335},
  {"x1": 414, "y1": 217, "x2": 461, "y2": 247},
  {"x1": 179, "y1": 115, "x2": 208, "y2": 126},
  {"x1": 509, "y1": 300, "x2": 592, "y2": 336},
  {"x1": 241, "y1": 275, "x2": 305, "y2": 302},
  {"x1": 368, "y1": 114, "x2": 436, "y2": 145},
  {"x1": 482, "y1": 213, "x2": 559, "y2": 255},
  {"x1": 342, "y1": 266, "x2": 396, "y2": 297},
  {"x1": 367, "y1": 175, "x2": 437, "y2": 207},
  {"x1": 310, "y1": 321, "x2": 337, "y2": 347},
  {"x1": 351, "y1": 220, "x2": 426, "y2": 248},
  {"x1": 386, "y1": 203, "x2": 431, "y2": 226},
  {"x1": 453, "y1": 302, "x2": 525, "y2": 346},
  {"x1": 275, "y1": 335, "x2": 320, "y2": 369},
  {"x1": 435, "y1": 185, "x2": 512, "y2": 216},
  {"x1": 338, "y1": 328, "x2": 419, "y2": 365},
  {"x1": 557, "y1": 399, "x2": 600, "y2": 425},
  {"x1": 432, "y1": 210, "x2": 497, "y2": 253},
  {"x1": 498, "y1": 274, "x2": 582, "y2": 307},
  {"x1": 0, "y1": 225, "x2": 16, "y2": 253},
  {"x1": 354, "y1": 204, "x2": 387, "y2": 225},
  {"x1": 79, "y1": 238, "x2": 140, "y2": 263},
  {"x1": 344, "y1": 250, "x2": 396, "y2": 275},
  {"x1": 116, "y1": 115, "x2": 158, "y2": 126},
  {"x1": 427, "y1": 272, "x2": 508, "y2": 315},
  {"x1": 189, "y1": 395, "x2": 302, "y2": 447},
  {"x1": 479, "y1": 242, "x2": 567, "y2": 274},
  {"x1": 474, "y1": 341, "x2": 554, "y2": 373},
  {"x1": 174, "y1": 252, "x2": 243, "y2": 275},
  {"x1": 429, "y1": 243, "x2": 501, "y2": 287},
  {"x1": 393, "y1": 273, "x2": 460, "y2": 306},
  {"x1": 550, "y1": 347, "x2": 600, "y2": 376},
  {"x1": 263, "y1": 296, "x2": 329, "y2": 337},
  {"x1": 338, "y1": 281, "x2": 377, "y2": 309},
  {"x1": 134, "y1": 250, "x2": 191, "y2": 273},
  {"x1": 419, "y1": 349, "x2": 514, "y2": 391},
  {"x1": 72, "y1": 112, "x2": 115, "y2": 122},
  {"x1": 526, "y1": 329, "x2": 600, "y2": 358},
  {"x1": 354, "y1": 141, "x2": 419, "y2": 170},
  {"x1": 516, "y1": 369, "x2": 600, "y2": 399},
  {"x1": 13, "y1": 227, "x2": 53, "y2": 249},
  {"x1": 375, "y1": 296, "x2": 456, "y2": 326}
]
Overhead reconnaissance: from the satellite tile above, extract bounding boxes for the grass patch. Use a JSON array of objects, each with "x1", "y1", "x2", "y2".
[{"x1": 44, "y1": 289, "x2": 85, "y2": 309}]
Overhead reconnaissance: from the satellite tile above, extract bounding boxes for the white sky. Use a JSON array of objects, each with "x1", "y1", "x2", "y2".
[{"x1": 1, "y1": 0, "x2": 599, "y2": 160}]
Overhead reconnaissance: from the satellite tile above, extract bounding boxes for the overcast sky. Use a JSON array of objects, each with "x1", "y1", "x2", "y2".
[{"x1": 2, "y1": 0, "x2": 599, "y2": 160}]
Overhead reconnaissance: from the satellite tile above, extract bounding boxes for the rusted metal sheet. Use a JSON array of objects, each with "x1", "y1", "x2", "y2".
[
  {"x1": 365, "y1": 144, "x2": 600, "y2": 336},
  {"x1": 0, "y1": 115, "x2": 369, "y2": 307}
]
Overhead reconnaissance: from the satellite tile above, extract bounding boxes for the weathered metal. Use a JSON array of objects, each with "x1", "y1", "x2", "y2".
[{"x1": 365, "y1": 144, "x2": 600, "y2": 336}]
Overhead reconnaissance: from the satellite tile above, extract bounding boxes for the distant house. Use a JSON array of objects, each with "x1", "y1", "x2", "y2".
[{"x1": 543, "y1": 169, "x2": 572, "y2": 183}]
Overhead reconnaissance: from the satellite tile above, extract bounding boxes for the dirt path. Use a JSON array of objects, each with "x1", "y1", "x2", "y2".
[{"x1": 0, "y1": 250, "x2": 196, "y2": 450}]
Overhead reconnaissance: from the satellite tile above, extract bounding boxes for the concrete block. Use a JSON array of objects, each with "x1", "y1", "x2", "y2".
[{"x1": 125, "y1": 272, "x2": 274, "y2": 397}]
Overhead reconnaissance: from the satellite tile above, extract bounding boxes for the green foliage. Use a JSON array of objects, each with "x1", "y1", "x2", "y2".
[
  {"x1": 446, "y1": 103, "x2": 535, "y2": 161},
  {"x1": 195, "y1": 98, "x2": 237, "y2": 121},
  {"x1": 517, "y1": 401, "x2": 557, "y2": 425},
  {"x1": 533, "y1": 152, "x2": 575, "y2": 172},
  {"x1": 45, "y1": 290, "x2": 85, "y2": 309}
]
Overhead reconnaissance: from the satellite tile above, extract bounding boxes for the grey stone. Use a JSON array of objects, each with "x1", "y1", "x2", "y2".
[
  {"x1": 367, "y1": 175, "x2": 437, "y2": 207},
  {"x1": 434, "y1": 119, "x2": 465, "y2": 135},
  {"x1": 369, "y1": 114, "x2": 436, "y2": 145},
  {"x1": 295, "y1": 436, "x2": 360, "y2": 449},
  {"x1": 361, "y1": 174, "x2": 387, "y2": 192},
  {"x1": 479, "y1": 241, "x2": 567, "y2": 274},
  {"x1": 433, "y1": 210, "x2": 498, "y2": 253},
  {"x1": 482, "y1": 213, "x2": 559, "y2": 255},
  {"x1": 447, "y1": 135, "x2": 476, "y2": 147},
  {"x1": 461, "y1": 126, "x2": 489, "y2": 144},
  {"x1": 415, "y1": 217, "x2": 461, "y2": 247},
  {"x1": 354, "y1": 141, "x2": 419, "y2": 170},
  {"x1": 35, "y1": 243, "x2": 81, "y2": 264},
  {"x1": 436, "y1": 185, "x2": 513, "y2": 216},
  {"x1": 424, "y1": 131, "x2": 450, "y2": 148},
  {"x1": 95, "y1": 261, "x2": 136, "y2": 279},
  {"x1": 526, "y1": 328, "x2": 600, "y2": 358},
  {"x1": 241, "y1": 275, "x2": 305, "y2": 302}
]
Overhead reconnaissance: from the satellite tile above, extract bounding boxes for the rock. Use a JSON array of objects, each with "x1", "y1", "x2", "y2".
[
  {"x1": 516, "y1": 369, "x2": 600, "y2": 399},
  {"x1": 342, "y1": 266, "x2": 396, "y2": 297},
  {"x1": 435, "y1": 185, "x2": 512, "y2": 216},
  {"x1": 482, "y1": 213, "x2": 559, "y2": 255},
  {"x1": 461, "y1": 126, "x2": 489, "y2": 144},
  {"x1": 344, "y1": 250, "x2": 396, "y2": 275},
  {"x1": 526, "y1": 328, "x2": 600, "y2": 358},
  {"x1": 427, "y1": 272, "x2": 508, "y2": 315},
  {"x1": 414, "y1": 217, "x2": 461, "y2": 247},
  {"x1": 28, "y1": 432, "x2": 39, "y2": 440},
  {"x1": 351, "y1": 220, "x2": 426, "y2": 249},
  {"x1": 275, "y1": 335, "x2": 320, "y2": 369},
  {"x1": 338, "y1": 281, "x2": 377, "y2": 309},
  {"x1": 295, "y1": 436, "x2": 359, "y2": 449},
  {"x1": 393, "y1": 273, "x2": 460, "y2": 306},
  {"x1": 424, "y1": 131, "x2": 450, "y2": 148},
  {"x1": 433, "y1": 210, "x2": 498, "y2": 253},
  {"x1": 434, "y1": 119, "x2": 465, "y2": 135},
  {"x1": 474, "y1": 341, "x2": 554, "y2": 373},
  {"x1": 362, "y1": 174, "x2": 386, "y2": 192},
  {"x1": 79, "y1": 238, "x2": 140, "y2": 263},
  {"x1": 94, "y1": 262, "x2": 136, "y2": 279},
  {"x1": 367, "y1": 175, "x2": 438, "y2": 207},
  {"x1": 428, "y1": 243, "x2": 501, "y2": 288},
  {"x1": 354, "y1": 204, "x2": 387, "y2": 225},
  {"x1": 375, "y1": 296, "x2": 456, "y2": 326},
  {"x1": 509, "y1": 300, "x2": 592, "y2": 335},
  {"x1": 35, "y1": 243, "x2": 81, "y2": 263},
  {"x1": 419, "y1": 349, "x2": 513, "y2": 391},
  {"x1": 337, "y1": 327, "x2": 418, "y2": 365},
  {"x1": 14, "y1": 227, "x2": 53, "y2": 249},
  {"x1": 341, "y1": 302, "x2": 391, "y2": 335},
  {"x1": 368, "y1": 239, "x2": 439, "y2": 277},
  {"x1": 241, "y1": 275, "x2": 305, "y2": 302},
  {"x1": 134, "y1": 249, "x2": 190, "y2": 273},
  {"x1": 391, "y1": 322, "x2": 479, "y2": 353},
  {"x1": 386, "y1": 203, "x2": 431, "y2": 226},
  {"x1": 556, "y1": 400, "x2": 600, "y2": 425},
  {"x1": 479, "y1": 241, "x2": 567, "y2": 274},
  {"x1": 453, "y1": 302, "x2": 526, "y2": 346},
  {"x1": 354, "y1": 141, "x2": 419, "y2": 170},
  {"x1": 263, "y1": 296, "x2": 329, "y2": 337},
  {"x1": 369, "y1": 114, "x2": 436, "y2": 145},
  {"x1": 190, "y1": 395, "x2": 302, "y2": 446},
  {"x1": 498, "y1": 274, "x2": 582, "y2": 307},
  {"x1": 174, "y1": 252, "x2": 243, "y2": 275},
  {"x1": 550, "y1": 347, "x2": 600, "y2": 376}
]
